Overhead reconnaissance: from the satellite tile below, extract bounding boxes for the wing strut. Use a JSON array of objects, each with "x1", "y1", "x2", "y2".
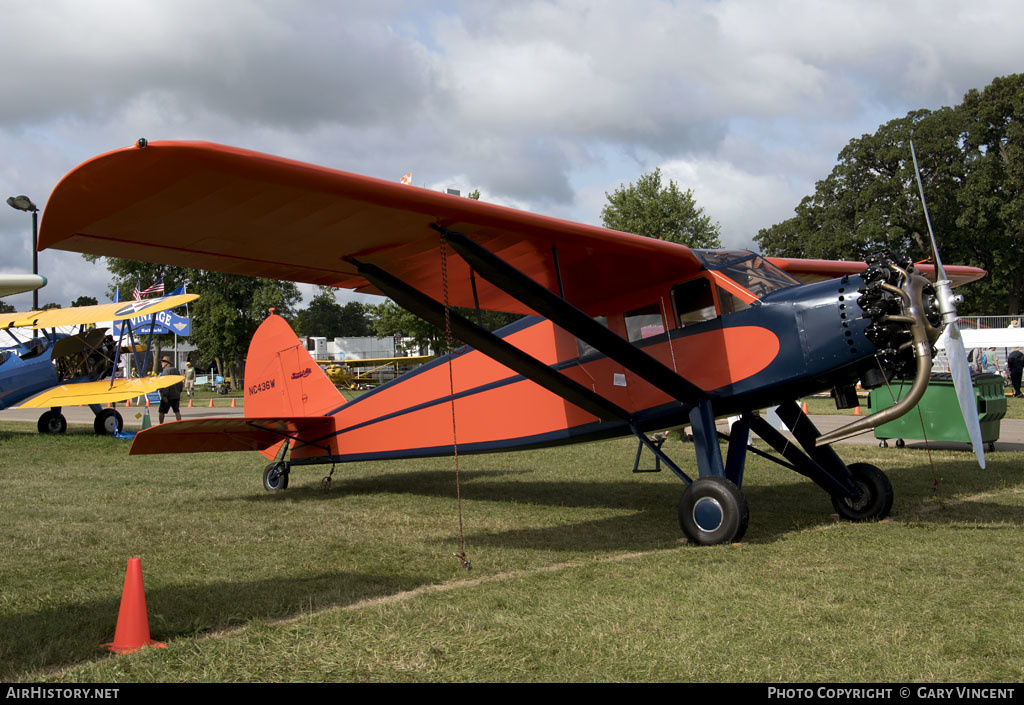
[
  {"x1": 346, "y1": 257, "x2": 631, "y2": 424},
  {"x1": 438, "y1": 227, "x2": 708, "y2": 403}
]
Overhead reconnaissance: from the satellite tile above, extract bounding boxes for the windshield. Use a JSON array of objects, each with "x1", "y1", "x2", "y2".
[{"x1": 694, "y1": 250, "x2": 799, "y2": 299}]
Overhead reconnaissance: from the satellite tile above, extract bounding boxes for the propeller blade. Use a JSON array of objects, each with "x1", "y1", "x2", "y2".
[
  {"x1": 910, "y1": 139, "x2": 948, "y2": 283},
  {"x1": 942, "y1": 323, "x2": 986, "y2": 468}
]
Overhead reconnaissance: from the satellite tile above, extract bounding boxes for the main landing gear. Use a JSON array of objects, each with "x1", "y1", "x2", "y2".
[
  {"x1": 35, "y1": 405, "x2": 124, "y2": 436},
  {"x1": 639, "y1": 399, "x2": 894, "y2": 546}
]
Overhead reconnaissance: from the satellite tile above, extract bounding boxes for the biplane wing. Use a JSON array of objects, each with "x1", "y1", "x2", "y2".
[
  {"x1": 16, "y1": 376, "x2": 184, "y2": 408},
  {"x1": 0, "y1": 293, "x2": 198, "y2": 329}
]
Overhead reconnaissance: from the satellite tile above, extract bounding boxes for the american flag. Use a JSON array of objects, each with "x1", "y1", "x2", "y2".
[{"x1": 133, "y1": 282, "x2": 164, "y2": 300}]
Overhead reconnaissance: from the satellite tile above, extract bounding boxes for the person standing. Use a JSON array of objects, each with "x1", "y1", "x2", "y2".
[
  {"x1": 158, "y1": 356, "x2": 183, "y2": 423},
  {"x1": 1008, "y1": 347, "x2": 1024, "y2": 398},
  {"x1": 183, "y1": 360, "x2": 196, "y2": 397}
]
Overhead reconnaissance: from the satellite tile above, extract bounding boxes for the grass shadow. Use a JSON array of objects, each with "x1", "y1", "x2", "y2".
[{"x1": 0, "y1": 569, "x2": 425, "y2": 680}]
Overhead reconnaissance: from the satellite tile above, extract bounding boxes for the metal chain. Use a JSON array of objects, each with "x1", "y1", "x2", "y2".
[{"x1": 441, "y1": 238, "x2": 471, "y2": 571}]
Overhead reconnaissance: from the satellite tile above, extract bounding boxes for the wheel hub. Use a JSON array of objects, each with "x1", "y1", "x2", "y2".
[{"x1": 692, "y1": 497, "x2": 724, "y2": 532}]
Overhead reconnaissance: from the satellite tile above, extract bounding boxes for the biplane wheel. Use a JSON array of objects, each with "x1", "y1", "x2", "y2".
[
  {"x1": 262, "y1": 461, "x2": 290, "y2": 492},
  {"x1": 831, "y1": 463, "x2": 893, "y2": 522},
  {"x1": 895, "y1": 438, "x2": 906, "y2": 449},
  {"x1": 678, "y1": 477, "x2": 749, "y2": 546},
  {"x1": 37, "y1": 410, "x2": 67, "y2": 435},
  {"x1": 93, "y1": 409, "x2": 123, "y2": 436}
]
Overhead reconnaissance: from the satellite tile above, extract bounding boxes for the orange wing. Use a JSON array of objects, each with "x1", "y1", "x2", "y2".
[
  {"x1": 39, "y1": 140, "x2": 705, "y2": 315},
  {"x1": 769, "y1": 257, "x2": 985, "y2": 287}
]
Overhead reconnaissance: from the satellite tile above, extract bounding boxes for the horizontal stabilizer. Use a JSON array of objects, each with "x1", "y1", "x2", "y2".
[
  {"x1": 17, "y1": 376, "x2": 184, "y2": 408},
  {"x1": 128, "y1": 416, "x2": 335, "y2": 455}
]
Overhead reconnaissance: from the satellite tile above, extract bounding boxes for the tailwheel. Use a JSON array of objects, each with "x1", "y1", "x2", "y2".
[
  {"x1": 37, "y1": 410, "x2": 67, "y2": 435},
  {"x1": 831, "y1": 462, "x2": 893, "y2": 522},
  {"x1": 262, "y1": 461, "x2": 290, "y2": 492},
  {"x1": 93, "y1": 409, "x2": 123, "y2": 436},
  {"x1": 678, "y1": 477, "x2": 749, "y2": 546}
]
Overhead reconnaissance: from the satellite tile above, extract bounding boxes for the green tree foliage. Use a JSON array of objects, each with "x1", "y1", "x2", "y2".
[
  {"x1": 40, "y1": 302, "x2": 61, "y2": 310},
  {"x1": 755, "y1": 73, "x2": 1024, "y2": 315},
  {"x1": 292, "y1": 287, "x2": 373, "y2": 338},
  {"x1": 84, "y1": 256, "x2": 299, "y2": 384},
  {"x1": 71, "y1": 296, "x2": 98, "y2": 307},
  {"x1": 0, "y1": 301, "x2": 15, "y2": 314},
  {"x1": 187, "y1": 271, "x2": 300, "y2": 383},
  {"x1": 601, "y1": 168, "x2": 722, "y2": 248}
]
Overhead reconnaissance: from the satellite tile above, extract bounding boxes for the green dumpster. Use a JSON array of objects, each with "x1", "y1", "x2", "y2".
[{"x1": 870, "y1": 373, "x2": 1006, "y2": 450}]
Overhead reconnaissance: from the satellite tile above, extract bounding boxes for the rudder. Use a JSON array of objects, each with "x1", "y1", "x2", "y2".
[{"x1": 244, "y1": 313, "x2": 343, "y2": 418}]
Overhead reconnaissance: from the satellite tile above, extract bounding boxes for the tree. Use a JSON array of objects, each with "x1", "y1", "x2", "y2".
[
  {"x1": 186, "y1": 271, "x2": 300, "y2": 387},
  {"x1": 40, "y1": 302, "x2": 61, "y2": 310},
  {"x1": 84, "y1": 255, "x2": 299, "y2": 385},
  {"x1": 71, "y1": 296, "x2": 98, "y2": 307},
  {"x1": 0, "y1": 301, "x2": 14, "y2": 314},
  {"x1": 293, "y1": 287, "x2": 373, "y2": 338},
  {"x1": 754, "y1": 74, "x2": 1024, "y2": 315},
  {"x1": 601, "y1": 168, "x2": 721, "y2": 248}
]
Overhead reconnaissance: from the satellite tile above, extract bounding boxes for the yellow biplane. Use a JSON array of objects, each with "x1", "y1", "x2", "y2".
[{"x1": 0, "y1": 294, "x2": 197, "y2": 434}]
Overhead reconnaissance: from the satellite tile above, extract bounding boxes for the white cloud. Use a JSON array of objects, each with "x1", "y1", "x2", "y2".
[{"x1": 2, "y1": 0, "x2": 1023, "y2": 309}]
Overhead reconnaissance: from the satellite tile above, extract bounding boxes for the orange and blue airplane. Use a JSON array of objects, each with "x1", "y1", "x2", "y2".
[{"x1": 38, "y1": 140, "x2": 986, "y2": 544}]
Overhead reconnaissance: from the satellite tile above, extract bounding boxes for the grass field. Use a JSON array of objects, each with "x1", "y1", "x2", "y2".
[{"x1": 2, "y1": 419, "x2": 1023, "y2": 682}]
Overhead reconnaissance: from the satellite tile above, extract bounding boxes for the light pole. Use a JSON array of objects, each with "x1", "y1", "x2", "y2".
[{"x1": 6, "y1": 195, "x2": 39, "y2": 310}]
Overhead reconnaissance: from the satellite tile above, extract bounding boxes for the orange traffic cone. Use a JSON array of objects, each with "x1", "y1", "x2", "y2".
[
  {"x1": 188, "y1": 398, "x2": 193, "y2": 408},
  {"x1": 802, "y1": 401, "x2": 809, "y2": 414},
  {"x1": 854, "y1": 406, "x2": 862, "y2": 416},
  {"x1": 102, "y1": 558, "x2": 166, "y2": 654},
  {"x1": 145, "y1": 397, "x2": 151, "y2": 407},
  {"x1": 208, "y1": 398, "x2": 215, "y2": 408},
  {"x1": 230, "y1": 398, "x2": 236, "y2": 408},
  {"x1": 125, "y1": 398, "x2": 131, "y2": 407}
]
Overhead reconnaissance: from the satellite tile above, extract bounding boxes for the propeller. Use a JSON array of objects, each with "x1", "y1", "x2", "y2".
[{"x1": 910, "y1": 140, "x2": 986, "y2": 468}]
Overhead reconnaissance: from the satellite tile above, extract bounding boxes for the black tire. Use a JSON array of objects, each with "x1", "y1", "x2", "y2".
[
  {"x1": 93, "y1": 409, "x2": 123, "y2": 436},
  {"x1": 895, "y1": 438, "x2": 906, "y2": 449},
  {"x1": 37, "y1": 410, "x2": 67, "y2": 435},
  {"x1": 678, "y1": 476, "x2": 749, "y2": 546},
  {"x1": 262, "y1": 461, "x2": 290, "y2": 492},
  {"x1": 831, "y1": 462, "x2": 893, "y2": 522}
]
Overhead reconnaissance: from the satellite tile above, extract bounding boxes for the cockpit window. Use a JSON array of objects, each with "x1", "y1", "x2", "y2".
[
  {"x1": 693, "y1": 250, "x2": 755, "y2": 268},
  {"x1": 718, "y1": 255, "x2": 799, "y2": 298},
  {"x1": 673, "y1": 278, "x2": 718, "y2": 326},
  {"x1": 624, "y1": 304, "x2": 664, "y2": 342}
]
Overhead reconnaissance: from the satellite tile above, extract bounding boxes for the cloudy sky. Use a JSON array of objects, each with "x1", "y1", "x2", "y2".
[{"x1": 1, "y1": 0, "x2": 1021, "y2": 312}]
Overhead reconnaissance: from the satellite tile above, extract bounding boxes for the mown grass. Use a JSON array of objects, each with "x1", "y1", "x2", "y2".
[{"x1": 1, "y1": 421, "x2": 1022, "y2": 682}]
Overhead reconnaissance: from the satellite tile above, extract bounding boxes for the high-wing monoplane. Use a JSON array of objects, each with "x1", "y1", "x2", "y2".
[
  {"x1": 0, "y1": 294, "x2": 197, "y2": 434},
  {"x1": 39, "y1": 140, "x2": 987, "y2": 544}
]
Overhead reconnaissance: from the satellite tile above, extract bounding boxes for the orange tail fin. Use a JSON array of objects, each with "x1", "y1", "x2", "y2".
[{"x1": 244, "y1": 313, "x2": 343, "y2": 418}]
